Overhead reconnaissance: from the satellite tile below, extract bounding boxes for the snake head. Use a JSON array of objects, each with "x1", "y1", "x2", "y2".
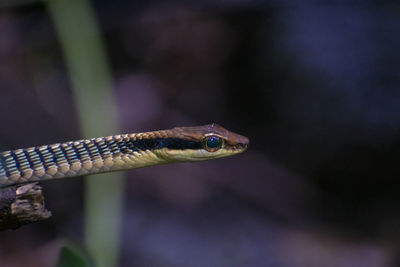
[{"x1": 159, "y1": 123, "x2": 249, "y2": 162}]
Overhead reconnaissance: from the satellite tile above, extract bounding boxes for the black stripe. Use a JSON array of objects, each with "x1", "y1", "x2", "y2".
[
  {"x1": 126, "y1": 138, "x2": 202, "y2": 151},
  {"x1": 22, "y1": 149, "x2": 33, "y2": 170},
  {"x1": 48, "y1": 145, "x2": 62, "y2": 166},
  {"x1": 91, "y1": 140, "x2": 103, "y2": 158},
  {"x1": 126, "y1": 138, "x2": 147, "y2": 151},
  {"x1": 96, "y1": 140, "x2": 110, "y2": 156},
  {"x1": 68, "y1": 144, "x2": 80, "y2": 162},
  {"x1": 75, "y1": 142, "x2": 90, "y2": 162},
  {"x1": 156, "y1": 138, "x2": 203, "y2": 150},
  {"x1": 93, "y1": 140, "x2": 107, "y2": 157},
  {"x1": 106, "y1": 139, "x2": 120, "y2": 154},
  {"x1": 0, "y1": 153, "x2": 8, "y2": 177},
  {"x1": 44, "y1": 146, "x2": 57, "y2": 167},
  {"x1": 9, "y1": 151, "x2": 20, "y2": 170},
  {"x1": 33, "y1": 147, "x2": 47, "y2": 171},
  {"x1": 116, "y1": 138, "x2": 130, "y2": 154},
  {"x1": 58, "y1": 145, "x2": 70, "y2": 165},
  {"x1": 83, "y1": 141, "x2": 99, "y2": 160}
]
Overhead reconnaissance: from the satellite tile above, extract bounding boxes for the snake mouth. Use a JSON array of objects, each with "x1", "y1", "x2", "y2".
[
  {"x1": 227, "y1": 139, "x2": 249, "y2": 152},
  {"x1": 236, "y1": 143, "x2": 248, "y2": 150},
  {"x1": 229, "y1": 134, "x2": 249, "y2": 152},
  {"x1": 233, "y1": 143, "x2": 248, "y2": 152}
]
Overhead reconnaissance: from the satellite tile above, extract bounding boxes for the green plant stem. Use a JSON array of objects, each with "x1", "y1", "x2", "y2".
[{"x1": 46, "y1": 1, "x2": 124, "y2": 266}]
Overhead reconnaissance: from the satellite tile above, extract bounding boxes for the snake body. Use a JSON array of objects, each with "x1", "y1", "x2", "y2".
[{"x1": 0, "y1": 124, "x2": 248, "y2": 188}]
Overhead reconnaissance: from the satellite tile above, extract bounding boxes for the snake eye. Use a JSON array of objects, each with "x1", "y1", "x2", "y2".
[{"x1": 203, "y1": 135, "x2": 223, "y2": 152}]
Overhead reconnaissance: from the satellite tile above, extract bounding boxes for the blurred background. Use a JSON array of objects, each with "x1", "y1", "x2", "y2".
[{"x1": 1, "y1": 0, "x2": 400, "y2": 266}]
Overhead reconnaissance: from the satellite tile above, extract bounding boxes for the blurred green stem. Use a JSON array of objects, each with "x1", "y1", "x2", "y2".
[{"x1": 46, "y1": 0, "x2": 124, "y2": 266}]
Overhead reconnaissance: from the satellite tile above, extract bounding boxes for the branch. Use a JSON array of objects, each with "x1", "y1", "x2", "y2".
[{"x1": 0, "y1": 183, "x2": 51, "y2": 231}]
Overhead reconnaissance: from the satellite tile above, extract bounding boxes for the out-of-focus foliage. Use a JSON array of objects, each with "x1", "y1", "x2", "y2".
[
  {"x1": 57, "y1": 244, "x2": 94, "y2": 267},
  {"x1": 46, "y1": 0, "x2": 123, "y2": 266}
]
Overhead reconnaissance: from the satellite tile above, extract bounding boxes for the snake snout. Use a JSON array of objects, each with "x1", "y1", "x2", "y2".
[{"x1": 227, "y1": 132, "x2": 249, "y2": 151}]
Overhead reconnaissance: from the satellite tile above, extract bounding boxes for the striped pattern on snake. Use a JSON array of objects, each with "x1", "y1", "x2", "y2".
[{"x1": 0, "y1": 124, "x2": 249, "y2": 188}]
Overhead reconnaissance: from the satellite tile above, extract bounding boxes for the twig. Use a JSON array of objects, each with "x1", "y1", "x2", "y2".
[{"x1": 0, "y1": 183, "x2": 51, "y2": 231}]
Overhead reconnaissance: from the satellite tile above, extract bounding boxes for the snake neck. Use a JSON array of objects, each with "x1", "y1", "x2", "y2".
[
  {"x1": 0, "y1": 124, "x2": 249, "y2": 188},
  {"x1": 0, "y1": 135, "x2": 169, "y2": 188}
]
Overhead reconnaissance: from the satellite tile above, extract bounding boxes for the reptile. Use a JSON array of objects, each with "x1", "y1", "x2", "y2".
[{"x1": 0, "y1": 123, "x2": 248, "y2": 188}]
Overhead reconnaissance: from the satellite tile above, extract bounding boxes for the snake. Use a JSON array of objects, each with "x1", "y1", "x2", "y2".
[{"x1": 0, "y1": 123, "x2": 248, "y2": 188}]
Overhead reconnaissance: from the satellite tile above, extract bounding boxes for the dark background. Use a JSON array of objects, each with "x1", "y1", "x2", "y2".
[{"x1": 1, "y1": 1, "x2": 400, "y2": 266}]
